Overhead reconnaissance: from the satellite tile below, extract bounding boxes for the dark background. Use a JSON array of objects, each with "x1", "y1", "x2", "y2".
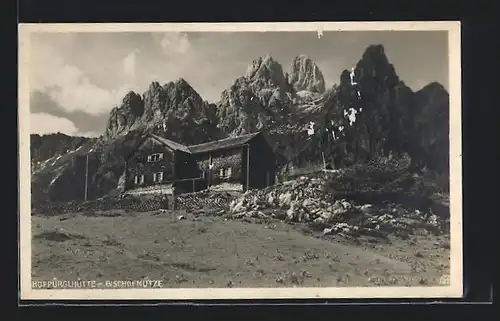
[{"x1": 13, "y1": 0, "x2": 496, "y2": 315}]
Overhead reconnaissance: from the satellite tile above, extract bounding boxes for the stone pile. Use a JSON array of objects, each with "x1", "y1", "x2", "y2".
[
  {"x1": 228, "y1": 176, "x2": 354, "y2": 225},
  {"x1": 228, "y1": 176, "x2": 447, "y2": 239}
]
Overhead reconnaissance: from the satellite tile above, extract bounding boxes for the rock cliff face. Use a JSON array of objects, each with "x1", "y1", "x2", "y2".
[
  {"x1": 30, "y1": 134, "x2": 97, "y2": 203},
  {"x1": 214, "y1": 54, "x2": 331, "y2": 168},
  {"x1": 322, "y1": 45, "x2": 449, "y2": 174},
  {"x1": 245, "y1": 54, "x2": 290, "y2": 91},
  {"x1": 216, "y1": 54, "x2": 297, "y2": 136},
  {"x1": 31, "y1": 133, "x2": 97, "y2": 166},
  {"x1": 31, "y1": 44, "x2": 450, "y2": 202},
  {"x1": 411, "y1": 82, "x2": 449, "y2": 173},
  {"x1": 104, "y1": 78, "x2": 223, "y2": 142},
  {"x1": 328, "y1": 44, "x2": 416, "y2": 163},
  {"x1": 288, "y1": 55, "x2": 326, "y2": 93},
  {"x1": 104, "y1": 91, "x2": 144, "y2": 139}
]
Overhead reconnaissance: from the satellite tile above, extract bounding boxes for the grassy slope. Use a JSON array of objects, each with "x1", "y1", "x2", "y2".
[{"x1": 32, "y1": 208, "x2": 450, "y2": 288}]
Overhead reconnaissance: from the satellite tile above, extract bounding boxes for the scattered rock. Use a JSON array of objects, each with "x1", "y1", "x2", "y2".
[
  {"x1": 360, "y1": 204, "x2": 373, "y2": 213},
  {"x1": 301, "y1": 270, "x2": 312, "y2": 278},
  {"x1": 225, "y1": 175, "x2": 446, "y2": 240},
  {"x1": 175, "y1": 274, "x2": 187, "y2": 283}
]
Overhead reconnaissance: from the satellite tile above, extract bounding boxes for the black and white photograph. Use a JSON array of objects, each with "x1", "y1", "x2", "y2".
[{"x1": 19, "y1": 22, "x2": 462, "y2": 300}]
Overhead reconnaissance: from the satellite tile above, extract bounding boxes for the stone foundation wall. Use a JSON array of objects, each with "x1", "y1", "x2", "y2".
[
  {"x1": 32, "y1": 190, "x2": 234, "y2": 216},
  {"x1": 32, "y1": 195, "x2": 166, "y2": 215}
]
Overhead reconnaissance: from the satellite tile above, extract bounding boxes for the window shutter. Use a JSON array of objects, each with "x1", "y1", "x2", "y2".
[
  {"x1": 147, "y1": 155, "x2": 152, "y2": 162},
  {"x1": 134, "y1": 175, "x2": 138, "y2": 184},
  {"x1": 158, "y1": 153, "x2": 164, "y2": 161}
]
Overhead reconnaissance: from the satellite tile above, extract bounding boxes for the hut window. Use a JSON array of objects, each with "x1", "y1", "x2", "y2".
[
  {"x1": 148, "y1": 153, "x2": 164, "y2": 162},
  {"x1": 153, "y1": 172, "x2": 164, "y2": 183},
  {"x1": 220, "y1": 167, "x2": 232, "y2": 179},
  {"x1": 208, "y1": 154, "x2": 213, "y2": 168},
  {"x1": 135, "y1": 175, "x2": 145, "y2": 185}
]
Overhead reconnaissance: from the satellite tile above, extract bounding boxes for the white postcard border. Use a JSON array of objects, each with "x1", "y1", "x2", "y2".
[{"x1": 18, "y1": 21, "x2": 462, "y2": 300}]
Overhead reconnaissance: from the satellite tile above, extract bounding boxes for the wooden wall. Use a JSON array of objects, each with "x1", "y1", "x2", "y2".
[
  {"x1": 194, "y1": 147, "x2": 243, "y2": 186},
  {"x1": 248, "y1": 135, "x2": 276, "y2": 189},
  {"x1": 124, "y1": 134, "x2": 278, "y2": 194},
  {"x1": 125, "y1": 137, "x2": 175, "y2": 190}
]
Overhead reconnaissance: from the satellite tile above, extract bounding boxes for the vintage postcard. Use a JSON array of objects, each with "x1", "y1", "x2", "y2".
[{"x1": 19, "y1": 21, "x2": 462, "y2": 300}]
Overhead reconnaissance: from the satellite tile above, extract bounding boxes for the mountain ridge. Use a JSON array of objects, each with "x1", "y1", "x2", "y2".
[{"x1": 30, "y1": 45, "x2": 450, "y2": 202}]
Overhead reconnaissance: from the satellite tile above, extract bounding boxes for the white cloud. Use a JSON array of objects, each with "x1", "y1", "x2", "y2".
[
  {"x1": 153, "y1": 32, "x2": 192, "y2": 55},
  {"x1": 30, "y1": 113, "x2": 78, "y2": 135},
  {"x1": 30, "y1": 113, "x2": 103, "y2": 137},
  {"x1": 49, "y1": 80, "x2": 133, "y2": 115},
  {"x1": 30, "y1": 41, "x2": 131, "y2": 116}
]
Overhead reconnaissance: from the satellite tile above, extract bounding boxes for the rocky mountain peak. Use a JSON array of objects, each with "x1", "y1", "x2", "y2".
[
  {"x1": 121, "y1": 91, "x2": 144, "y2": 116},
  {"x1": 288, "y1": 55, "x2": 326, "y2": 93},
  {"x1": 244, "y1": 54, "x2": 288, "y2": 90},
  {"x1": 351, "y1": 44, "x2": 399, "y2": 86},
  {"x1": 418, "y1": 82, "x2": 447, "y2": 94},
  {"x1": 170, "y1": 77, "x2": 193, "y2": 91},
  {"x1": 161, "y1": 78, "x2": 201, "y2": 102},
  {"x1": 104, "y1": 78, "x2": 216, "y2": 140},
  {"x1": 413, "y1": 82, "x2": 449, "y2": 117},
  {"x1": 362, "y1": 44, "x2": 387, "y2": 60},
  {"x1": 175, "y1": 77, "x2": 189, "y2": 85},
  {"x1": 147, "y1": 81, "x2": 162, "y2": 90},
  {"x1": 33, "y1": 43, "x2": 451, "y2": 203}
]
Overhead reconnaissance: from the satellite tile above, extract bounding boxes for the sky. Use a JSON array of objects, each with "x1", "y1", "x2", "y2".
[{"x1": 28, "y1": 30, "x2": 449, "y2": 137}]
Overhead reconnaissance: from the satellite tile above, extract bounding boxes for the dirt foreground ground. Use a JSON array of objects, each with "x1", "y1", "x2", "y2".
[{"x1": 31, "y1": 208, "x2": 450, "y2": 288}]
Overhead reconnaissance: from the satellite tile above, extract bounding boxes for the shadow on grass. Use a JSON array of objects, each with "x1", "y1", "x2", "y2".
[{"x1": 33, "y1": 231, "x2": 86, "y2": 242}]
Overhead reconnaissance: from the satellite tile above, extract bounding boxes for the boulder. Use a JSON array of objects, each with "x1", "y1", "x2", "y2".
[{"x1": 360, "y1": 204, "x2": 374, "y2": 214}]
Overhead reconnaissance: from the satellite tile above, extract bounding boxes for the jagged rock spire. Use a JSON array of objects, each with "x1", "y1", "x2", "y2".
[{"x1": 288, "y1": 55, "x2": 326, "y2": 93}]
